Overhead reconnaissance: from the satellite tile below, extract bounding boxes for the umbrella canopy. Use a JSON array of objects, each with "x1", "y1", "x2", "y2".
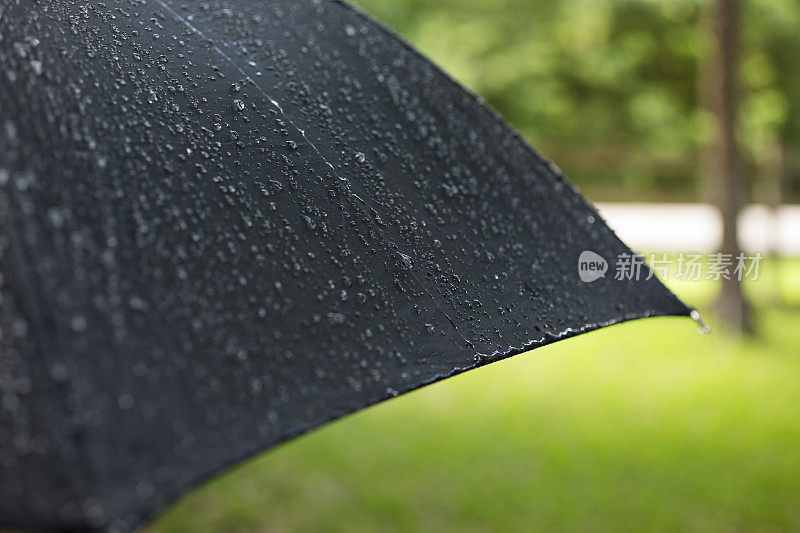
[{"x1": 0, "y1": 0, "x2": 690, "y2": 530}]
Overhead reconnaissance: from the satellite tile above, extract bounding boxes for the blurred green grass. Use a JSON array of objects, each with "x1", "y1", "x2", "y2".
[{"x1": 148, "y1": 260, "x2": 800, "y2": 532}]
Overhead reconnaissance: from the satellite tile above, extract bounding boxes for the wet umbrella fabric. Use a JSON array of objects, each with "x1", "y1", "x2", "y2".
[{"x1": 0, "y1": 0, "x2": 690, "y2": 530}]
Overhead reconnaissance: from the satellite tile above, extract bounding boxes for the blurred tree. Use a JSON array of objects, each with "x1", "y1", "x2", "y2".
[
  {"x1": 740, "y1": 0, "x2": 799, "y2": 307},
  {"x1": 703, "y1": 0, "x2": 750, "y2": 333}
]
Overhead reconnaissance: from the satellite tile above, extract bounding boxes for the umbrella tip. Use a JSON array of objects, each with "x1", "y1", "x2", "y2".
[{"x1": 690, "y1": 309, "x2": 711, "y2": 335}]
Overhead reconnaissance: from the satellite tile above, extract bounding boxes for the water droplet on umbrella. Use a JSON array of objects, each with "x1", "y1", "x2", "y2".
[
  {"x1": 690, "y1": 309, "x2": 711, "y2": 335},
  {"x1": 398, "y1": 252, "x2": 413, "y2": 269},
  {"x1": 70, "y1": 315, "x2": 87, "y2": 333},
  {"x1": 136, "y1": 480, "x2": 155, "y2": 500}
]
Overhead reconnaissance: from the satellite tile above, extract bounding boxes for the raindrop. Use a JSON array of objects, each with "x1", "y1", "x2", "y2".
[
  {"x1": 82, "y1": 500, "x2": 106, "y2": 528},
  {"x1": 118, "y1": 394, "x2": 134, "y2": 410},
  {"x1": 49, "y1": 363, "x2": 68, "y2": 381},
  {"x1": 326, "y1": 312, "x2": 345, "y2": 325},
  {"x1": 690, "y1": 309, "x2": 711, "y2": 335},
  {"x1": 398, "y1": 252, "x2": 413, "y2": 269},
  {"x1": 301, "y1": 214, "x2": 316, "y2": 230},
  {"x1": 70, "y1": 315, "x2": 87, "y2": 333},
  {"x1": 135, "y1": 480, "x2": 155, "y2": 500}
]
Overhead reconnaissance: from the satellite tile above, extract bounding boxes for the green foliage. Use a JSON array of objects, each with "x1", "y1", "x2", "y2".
[{"x1": 351, "y1": 0, "x2": 800, "y2": 202}]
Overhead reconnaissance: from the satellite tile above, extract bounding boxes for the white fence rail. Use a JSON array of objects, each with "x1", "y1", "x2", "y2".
[{"x1": 596, "y1": 203, "x2": 800, "y2": 255}]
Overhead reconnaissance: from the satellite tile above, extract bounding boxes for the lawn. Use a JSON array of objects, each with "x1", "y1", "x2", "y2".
[{"x1": 148, "y1": 260, "x2": 800, "y2": 532}]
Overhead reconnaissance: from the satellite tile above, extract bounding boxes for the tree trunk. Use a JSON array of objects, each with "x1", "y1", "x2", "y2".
[{"x1": 708, "y1": 0, "x2": 752, "y2": 333}]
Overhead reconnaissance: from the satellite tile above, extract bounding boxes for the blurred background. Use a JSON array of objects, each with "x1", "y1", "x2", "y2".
[
  {"x1": 355, "y1": 0, "x2": 800, "y2": 205},
  {"x1": 147, "y1": 0, "x2": 800, "y2": 531}
]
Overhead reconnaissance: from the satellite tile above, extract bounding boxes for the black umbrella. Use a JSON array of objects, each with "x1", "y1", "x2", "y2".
[{"x1": 0, "y1": 0, "x2": 691, "y2": 530}]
